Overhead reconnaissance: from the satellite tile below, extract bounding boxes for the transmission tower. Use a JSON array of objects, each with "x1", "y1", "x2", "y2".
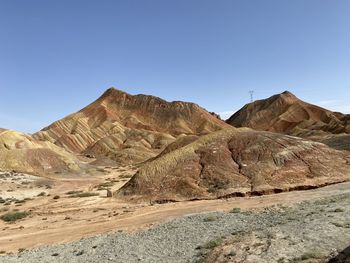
[{"x1": 249, "y1": 90, "x2": 254, "y2": 103}]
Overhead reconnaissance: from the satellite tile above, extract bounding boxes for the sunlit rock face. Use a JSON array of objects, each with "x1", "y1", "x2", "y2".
[
  {"x1": 227, "y1": 91, "x2": 350, "y2": 140},
  {"x1": 0, "y1": 129, "x2": 84, "y2": 175},
  {"x1": 117, "y1": 128, "x2": 350, "y2": 202},
  {"x1": 33, "y1": 88, "x2": 229, "y2": 165}
]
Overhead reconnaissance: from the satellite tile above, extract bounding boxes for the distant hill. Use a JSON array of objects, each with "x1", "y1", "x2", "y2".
[
  {"x1": 0, "y1": 129, "x2": 84, "y2": 175},
  {"x1": 33, "y1": 88, "x2": 229, "y2": 164},
  {"x1": 226, "y1": 91, "x2": 350, "y2": 139},
  {"x1": 116, "y1": 128, "x2": 350, "y2": 202}
]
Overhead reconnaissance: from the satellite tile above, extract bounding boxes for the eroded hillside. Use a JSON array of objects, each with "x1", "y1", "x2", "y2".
[
  {"x1": 117, "y1": 128, "x2": 350, "y2": 202},
  {"x1": 226, "y1": 91, "x2": 350, "y2": 140},
  {"x1": 33, "y1": 88, "x2": 229, "y2": 165}
]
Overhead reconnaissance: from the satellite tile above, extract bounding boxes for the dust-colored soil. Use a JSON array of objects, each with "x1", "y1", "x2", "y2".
[
  {"x1": 1, "y1": 185, "x2": 350, "y2": 263},
  {"x1": 1, "y1": 165, "x2": 350, "y2": 254}
]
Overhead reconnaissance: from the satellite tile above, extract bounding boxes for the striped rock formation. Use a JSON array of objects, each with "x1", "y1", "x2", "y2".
[
  {"x1": 33, "y1": 88, "x2": 229, "y2": 164},
  {"x1": 226, "y1": 91, "x2": 350, "y2": 140},
  {"x1": 0, "y1": 129, "x2": 84, "y2": 175},
  {"x1": 117, "y1": 128, "x2": 350, "y2": 202}
]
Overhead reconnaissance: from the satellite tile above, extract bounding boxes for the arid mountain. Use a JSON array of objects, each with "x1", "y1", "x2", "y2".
[
  {"x1": 117, "y1": 128, "x2": 350, "y2": 202},
  {"x1": 0, "y1": 129, "x2": 84, "y2": 175},
  {"x1": 226, "y1": 91, "x2": 350, "y2": 139},
  {"x1": 33, "y1": 88, "x2": 229, "y2": 164}
]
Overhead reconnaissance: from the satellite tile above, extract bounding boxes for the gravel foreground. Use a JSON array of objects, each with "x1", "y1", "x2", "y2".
[{"x1": 1, "y1": 193, "x2": 350, "y2": 263}]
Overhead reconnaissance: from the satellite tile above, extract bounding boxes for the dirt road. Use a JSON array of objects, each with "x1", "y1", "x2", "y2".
[{"x1": 1, "y1": 168, "x2": 350, "y2": 253}]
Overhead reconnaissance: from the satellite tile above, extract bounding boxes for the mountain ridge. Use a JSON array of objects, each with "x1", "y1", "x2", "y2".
[
  {"x1": 33, "y1": 87, "x2": 229, "y2": 164},
  {"x1": 117, "y1": 128, "x2": 350, "y2": 202},
  {"x1": 226, "y1": 91, "x2": 350, "y2": 138}
]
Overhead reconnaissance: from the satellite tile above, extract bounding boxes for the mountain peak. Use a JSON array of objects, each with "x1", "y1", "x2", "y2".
[
  {"x1": 279, "y1": 90, "x2": 298, "y2": 100},
  {"x1": 100, "y1": 87, "x2": 129, "y2": 99},
  {"x1": 281, "y1": 90, "x2": 294, "y2": 96},
  {"x1": 34, "y1": 86, "x2": 229, "y2": 164},
  {"x1": 227, "y1": 90, "x2": 349, "y2": 137}
]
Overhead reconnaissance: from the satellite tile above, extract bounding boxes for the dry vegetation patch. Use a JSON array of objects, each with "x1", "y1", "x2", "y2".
[
  {"x1": 68, "y1": 192, "x2": 99, "y2": 198},
  {"x1": 0, "y1": 211, "x2": 30, "y2": 222}
]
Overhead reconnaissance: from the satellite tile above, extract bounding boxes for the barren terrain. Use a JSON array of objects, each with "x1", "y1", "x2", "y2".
[{"x1": 1, "y1": 167, "x2": 350, "y2": 262}]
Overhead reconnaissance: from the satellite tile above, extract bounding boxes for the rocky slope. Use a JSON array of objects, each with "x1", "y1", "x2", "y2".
[
  {"x1": 321, "y1": 134, "x2": 350, "y2": 151},
  {"x1": 33, "y1": 88, "x2": 229, "y2": 164},
  {"x1": 117, "y1": 128, "x2": 350, "y2": 202},
  {"x1": 0, "y1": 129, "x2": 84, "y2": 175},
  {"x1": 226, "y1": 91, "x2": 350, "y2": 139}
]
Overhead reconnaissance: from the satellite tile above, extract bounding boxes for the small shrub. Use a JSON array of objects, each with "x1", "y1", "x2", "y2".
[
  {"x1": 65, "y1": 190, "x2": 83, "y2": 195},
  {"x1": 203, "y1": 238, "x2": 222, "y2": 249},
  {"x1": 306, "y1": 211, "x2": 315, "y2": 216},
  {"x1": 331, "y1": 221, "x2": 350, "y2": 228},
  {"x1": 230, "y1": 208, "x2": 241, "y2": 213},
  {"x1": 69, "y1": 192, "x2": 99, "y2": 198},
  {"x1": 53, "y1": 195, "x2": 60, "y2": 200},
  {"x1": 331, "y1": 222, "x2": 343, "y2": 227},
  {"x1": 98, "y1": 182, "x2": 114, "y2": 187},
  {"x1": 231, "y1": 230, "x2": 244, "y2": 236},
  {"x1": 227, "y1": 250, "x2": 236, "y2": 257},
  {"x1": 96, "y1": 182, "x2": 115, "y2": 191},
  {"x1": 203, "y1": 215, "x2": 217, "y2": 222},
  {"x1": 0, "y1": 211, "x2": 30, "y2": 222},
  {"x1": 37, "y1": 192, "x2": 46, "y2": 197},
  {"x1": 34, "y1": 179, "x2": 53, "y2": 188},
  {"x1": 299, "y1": 251, "x2": 323, "y2": 260},
  {"x1": 333, "y1": 208, "x2": 344, "y2": 213}
]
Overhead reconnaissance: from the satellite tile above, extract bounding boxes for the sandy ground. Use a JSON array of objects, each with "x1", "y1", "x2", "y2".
[{"x1": 1, "y1": 166, "x2": 350, "y2": 254}]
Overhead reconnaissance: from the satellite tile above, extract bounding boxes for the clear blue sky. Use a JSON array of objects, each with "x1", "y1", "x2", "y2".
[{"x1": 1, "y1": 0, "x2": 350, "y2": 133}]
